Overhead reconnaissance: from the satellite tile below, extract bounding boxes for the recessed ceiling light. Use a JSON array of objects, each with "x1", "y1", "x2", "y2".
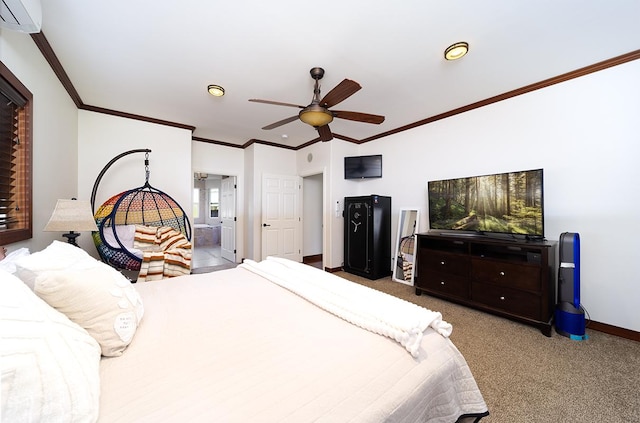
[
  {"x1": 444, "y1": 42, "x2": 469, "y2": 61},
  {"x1": 207, "y1": 84, "x2": 225, "y2": 97}
]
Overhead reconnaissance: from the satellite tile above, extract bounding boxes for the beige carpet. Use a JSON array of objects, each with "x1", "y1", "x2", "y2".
[{"x1": 336, "y1": 271, "x2": 640, "y2": 423}]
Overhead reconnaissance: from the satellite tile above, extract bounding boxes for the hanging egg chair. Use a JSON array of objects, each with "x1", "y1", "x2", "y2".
[{"x1": 91, "y1": 149, "x2": 192, "y2": 272}]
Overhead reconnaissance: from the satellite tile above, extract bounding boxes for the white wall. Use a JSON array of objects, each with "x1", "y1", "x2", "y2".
[
  {"x1": 0, "y1": 29, "x2": 79, "y2": 252},
  {"x1": 77, "y1": 111, "x2": 192, "y2": 255},
  {"x1": 245, "y1": 143, "x2": 297, "y2": 260},
  {"x1": 327, "y1": 141, "x2": 361, "y2": 268},
  {"x1": 192, "y1": 141, "x2": 245, "y2": 259},
  {"x1": 356, "y1": 59, "x2": 640, "y2": 332},
  {"x1": 244, "y1": 144, "x2": 256, "y2": 260},
  {"x1": 302, "y1": 173, "x2": 322, "y2": 256},
  {"x1": 297, "y1": 141, "x2": 331, "y2": 265},
  {"x1": 297, "y1": 140, "x2": 360, "y2": 269}
]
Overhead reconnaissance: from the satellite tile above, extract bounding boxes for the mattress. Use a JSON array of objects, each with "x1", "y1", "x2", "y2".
[{"x1": 98, "y1": 265, "x2": 488, "y2": 422}]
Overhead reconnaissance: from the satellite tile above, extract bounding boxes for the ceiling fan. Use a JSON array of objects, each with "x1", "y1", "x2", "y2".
[{"x1": 249, "y1": 67, "x2": 385, "y2": 142}]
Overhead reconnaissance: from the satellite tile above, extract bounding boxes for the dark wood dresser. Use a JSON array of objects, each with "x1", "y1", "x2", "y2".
[{"x1": 415, "y1": 232, "x2": 557, "y2": 336}]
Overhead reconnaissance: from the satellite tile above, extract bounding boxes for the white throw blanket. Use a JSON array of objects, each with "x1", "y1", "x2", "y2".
[{"x1": 239, "y1": 257, "x2": 452, "y2": 357}]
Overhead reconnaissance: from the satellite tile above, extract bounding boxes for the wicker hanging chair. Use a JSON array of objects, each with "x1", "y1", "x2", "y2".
[{"x1": 91, "y1": 149, "x2": 192, "y2": 272}]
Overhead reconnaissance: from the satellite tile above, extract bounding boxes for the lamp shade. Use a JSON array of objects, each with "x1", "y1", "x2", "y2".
[
  {"x1": 299, "y1": 105, "x2": 334, "y2": 127},
  {"x1": 44, "y1": 199, "x2": 98, "y2": 232}
]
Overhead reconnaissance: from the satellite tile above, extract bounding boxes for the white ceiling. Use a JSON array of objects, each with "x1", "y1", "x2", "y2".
[{"x1": 38, "y1": 1, "x2": 640, "y2": 149}]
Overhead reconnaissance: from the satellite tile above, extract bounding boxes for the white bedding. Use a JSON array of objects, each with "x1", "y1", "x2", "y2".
[
  {"x1": 99, "y1": 264, "x2": 488, "y2": 422},
  {"x1": 240, "y1": 257, "x2": 452, "y2": 357}
]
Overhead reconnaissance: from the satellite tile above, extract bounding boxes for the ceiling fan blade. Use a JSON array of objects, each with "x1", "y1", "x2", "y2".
[
  {"x1": 249, "y1": 99, "x2": 305, "y2": 109},
  {"x1": 317, "y1": 124, "x2": 333, "y2": 142},
  {"x1": 320, "y1": 79, "x2": 361, "y2": 108},
  {"x1": 262, "y1": 115, "x2": 299, "y2": 130},
  {"x1": 333, "y1": 110, "x2": 385, "y2": 124}
]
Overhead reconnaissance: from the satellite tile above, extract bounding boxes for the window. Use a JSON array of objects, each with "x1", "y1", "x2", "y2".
[
  {"x1": 193, "y1": 188, "x2": 200, "y2": 219},
  {"x1": 209, "y1": 188, "x2": 219, "y2": 218},
  {"x1": 0, "y1": 62, "x2": 32, "y2": 245}
]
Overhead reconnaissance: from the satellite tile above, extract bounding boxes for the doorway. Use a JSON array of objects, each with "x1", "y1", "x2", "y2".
[
  {"x1": 302, "y1": 172, "x2": 323, "y2": 270},
  {"x1": 192, "y1": 173, "x2": 237, "y2": 271}
]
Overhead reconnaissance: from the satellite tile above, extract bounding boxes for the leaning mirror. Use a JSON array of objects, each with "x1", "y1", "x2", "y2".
[{"x1": 392, "y1": 209, "x2": 419, "y2": 285}]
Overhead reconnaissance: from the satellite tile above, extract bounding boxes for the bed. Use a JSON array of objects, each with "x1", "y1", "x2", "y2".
[{"x1": 1, "y1": 241, "x2": 489, "y2": 423}]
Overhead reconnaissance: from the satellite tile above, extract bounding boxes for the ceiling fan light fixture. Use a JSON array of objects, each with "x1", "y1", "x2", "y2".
[
  {"x1": 299, "y1": 105, "x2": 333, "y2": 127},
  {"x1": 444, "y1": 42, "x2": 469, "y2": 60},
  {"x1": 207, "y1": 84, "x2": 225, "y2": 97}
]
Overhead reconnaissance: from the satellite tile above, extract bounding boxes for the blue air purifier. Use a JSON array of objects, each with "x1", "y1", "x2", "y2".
[{"x1": 554, "y1": 232, "x2": 588, "y2": 340}]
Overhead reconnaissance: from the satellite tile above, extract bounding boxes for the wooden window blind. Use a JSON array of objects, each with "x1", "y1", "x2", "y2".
[{"x1": 0, "y1": 62, "x2": 32, "y2": 244}]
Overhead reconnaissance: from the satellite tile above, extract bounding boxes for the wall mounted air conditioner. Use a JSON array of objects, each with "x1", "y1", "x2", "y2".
[{"x1": 0, "y1": 0, "x2": 42, "y2": 33}]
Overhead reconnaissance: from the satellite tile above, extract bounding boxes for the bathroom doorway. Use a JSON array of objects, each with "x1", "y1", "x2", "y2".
[{"x1": 192, "y1": 173, "x2": 237, "y2": 271}]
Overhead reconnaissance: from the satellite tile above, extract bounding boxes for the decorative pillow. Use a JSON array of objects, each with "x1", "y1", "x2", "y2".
[
  {"x1": 14, "y1": 240, "x2": 97, "y2": 290},
  {"x1": 0, "y1": 270, "x2": 101, "y2": 422},
  {"x1": 0, "y1": 247, "x2": 30, "y2": 274},
  {"x1": 13, "y1": 240, "x2": 144, "y2": 356},
  {"x1": 34, "y1": 266, "x2": 144, "y2": 357}
]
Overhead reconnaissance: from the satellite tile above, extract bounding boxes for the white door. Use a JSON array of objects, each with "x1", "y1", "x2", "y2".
[
  {"x1": 220, "y1": 176, "x2": 236, "y2": 262},
  {"x1": 261, "y1": 173, "x2": 302, "y2": 261}
]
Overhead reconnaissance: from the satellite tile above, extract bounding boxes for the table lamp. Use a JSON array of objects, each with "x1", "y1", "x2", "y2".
[{"x1": 44, "y1": 198, "x2": 98, "y2": 246}]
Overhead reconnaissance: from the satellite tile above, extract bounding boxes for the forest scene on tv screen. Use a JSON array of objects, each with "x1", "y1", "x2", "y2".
[{"x1": 428, "y1": 169, "x2": 544, "y2": 236}]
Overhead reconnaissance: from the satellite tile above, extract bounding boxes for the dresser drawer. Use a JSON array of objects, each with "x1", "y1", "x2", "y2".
[
  {"x1": 471, "y1": 258, "x2": 541, "y2": 292},
  {"x1": 420, "y1": 250, "x2": 470, "y2": 277},
  {"x1": 471, "y1": 282, "x2": 541, "y2": 320},
  {"x1": 419, "y1": 272, "x2": 469, "y2": 299}
]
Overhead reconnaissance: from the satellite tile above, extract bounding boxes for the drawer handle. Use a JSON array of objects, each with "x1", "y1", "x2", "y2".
[
  {"x1": 440, "y1": 261, "x2": 445, "y2": 265},
  {"x1": 499, "y1": 271, "x2": 505, "y2": 276},
  {"x1": 440, "y1": 281, "x2": 445, "y2": 285},
  {"x1": 500, "y1": 296, "x2": 505, "y2": 301}
]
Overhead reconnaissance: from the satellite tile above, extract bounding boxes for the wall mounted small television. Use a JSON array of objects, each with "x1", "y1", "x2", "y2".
[
  {"x1": 428, "y1": 168, "x2": 544, "y2": 239},
  {"x1": 344, "y1": 154, "x2": 382, "y2": 179}
]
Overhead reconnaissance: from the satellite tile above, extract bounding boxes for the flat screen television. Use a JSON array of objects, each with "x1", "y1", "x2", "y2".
[
  {"x1": 428, "y1": 168, "x2": 544, "y2": 239},
  {"x1": 344, "y1": 155, "x2": 382, "y2": 179}
]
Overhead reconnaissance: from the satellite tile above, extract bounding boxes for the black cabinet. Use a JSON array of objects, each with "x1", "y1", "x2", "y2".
[{"x1": 343, "y1": 195, "x2": 391, "y2": 279}]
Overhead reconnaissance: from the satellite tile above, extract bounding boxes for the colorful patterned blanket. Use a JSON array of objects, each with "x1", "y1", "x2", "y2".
[{"x1": 134, "y1": 225, "x2": 192, "y2": 282}]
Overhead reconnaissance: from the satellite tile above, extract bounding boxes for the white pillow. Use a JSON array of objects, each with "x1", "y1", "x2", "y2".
[
  {"x1": 34, "y1": 266, "x2": 144, "y2": 356},
  {"x1": 14, "y1": 240, "x2": 97, "y2": 290},
  {"x1": 0, "y1": 247, "x2": 30, "y2": 273},
  {"x1": 13, "y1": 241, "x2": 144, "y2": 356},
  {"x1": 0, "y1": 270, "x2": 101, "y2": 423}
]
